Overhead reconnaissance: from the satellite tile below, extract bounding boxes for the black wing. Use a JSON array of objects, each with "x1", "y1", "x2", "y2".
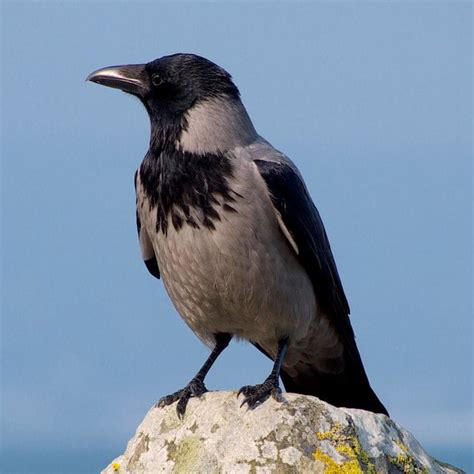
[
  {"x1": 135, "y1": 171, "x2": 160, "y2": 279},
  {"x1": 254, "y1": 159, "x2": 388, "y2": 415},
  {"x1": 254, "y1": 160, "x2": 387, "y2": 414},
  {"x1": 254, "y1": 159, "x2": 352, "y2": 341}
]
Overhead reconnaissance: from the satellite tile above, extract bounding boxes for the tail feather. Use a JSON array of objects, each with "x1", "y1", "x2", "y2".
[
  {"x1": 252, "y1": 341, "x2": 389, "y2": 416},
  {"x1": 280, "y1": 368, "x2": 388, "y2": 416}
]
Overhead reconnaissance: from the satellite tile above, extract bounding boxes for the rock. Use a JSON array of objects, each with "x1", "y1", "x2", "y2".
[{"x1": 102, "y1": 391, "x2": 464, "y2": 473}]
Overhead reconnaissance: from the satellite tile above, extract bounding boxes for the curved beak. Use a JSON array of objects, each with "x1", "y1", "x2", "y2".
[{"x1": 86, "y1": 64, "x2": 149, "y2": 96}]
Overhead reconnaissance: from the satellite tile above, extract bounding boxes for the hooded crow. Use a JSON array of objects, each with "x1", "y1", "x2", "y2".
[{"x1": 87, "y1": 53, "x2": 388, "y2": 418}]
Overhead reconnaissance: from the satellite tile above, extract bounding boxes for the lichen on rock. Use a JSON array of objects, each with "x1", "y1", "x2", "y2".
[
  {"x1": 102, "y1": 391, "x2": 464, "y2": 474},
  {"x1": 314, "y1": 422, "x2": 376, "y2": 473}
]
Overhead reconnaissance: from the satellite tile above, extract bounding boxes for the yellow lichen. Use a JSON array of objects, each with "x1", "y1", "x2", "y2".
[
  {"x1": 315, "y1": 424, "x2": 376, "y2": 474},
  {"x1": 314, "y1": 449, "x2": 363, "y2": 474},
  {"x1": 317, "y1": 423, "x2": 346, "y2": 443},
  {"x1": 112, "y1": 461, "x2": 120, "y2": 472},
  {"x1": 388, "y1": 440, "x2": 427, "y2": 473},
  {"x1": 337, "y1": 444, "x2": 357, "y2": 459}
]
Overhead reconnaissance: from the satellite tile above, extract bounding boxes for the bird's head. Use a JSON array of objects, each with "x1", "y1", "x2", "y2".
[
  {"x1": 87, "y1": 53, "x2": 256, "y2": 154},
  {"x1": 87, "y1": 53, "x2": 239, "y2": 116}
]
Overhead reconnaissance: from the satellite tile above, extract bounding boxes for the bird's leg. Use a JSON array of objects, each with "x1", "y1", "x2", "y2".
[
  {"x1": 156, "y1": 332, "x2": 232, "y2": 418},
  {"x1": 238, "y1": 337, "x2": 289, "y2": 409}
]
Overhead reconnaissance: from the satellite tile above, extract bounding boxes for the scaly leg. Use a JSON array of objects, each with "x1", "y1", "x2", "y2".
[
  {"x1": 157, "y1": 332, "x2": 232, "y2": 418},
  {"x1": 238, "y1": 337, "x2": 289, "y2": 409}
]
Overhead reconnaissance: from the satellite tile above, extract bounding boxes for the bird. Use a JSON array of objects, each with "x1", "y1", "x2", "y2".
[{"x1": 87, "y1": 53, "x2": 388, "y2": 418}]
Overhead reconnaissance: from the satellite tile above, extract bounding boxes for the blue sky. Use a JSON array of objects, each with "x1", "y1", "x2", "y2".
[{"x1": 1, "y1": 2, "x2": 472, "y2": 472}]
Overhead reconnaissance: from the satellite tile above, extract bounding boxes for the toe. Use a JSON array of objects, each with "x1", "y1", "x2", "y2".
[
  {"x1": 157, "y1": 379, "x2": 208, "y2": 417},
  {"x1": 270, "y1": 387, "x2": 284, "y2": 403},
  {"x1": 156, "y1": 391, "x2": 181, "y2": 408},
  {"x1": 237, "y1": 384, "x2": 261, "y2": 398},
  {"x1": 176, "y1": 394, "x2": 191, "y2": 419},
  {"x1": 237, "y1": 385, "x2": 253, "y2": 398},
  {"x1": 189, "y1": 379, "x2": 208, "y2": 397},
  {"x1": 238, "y1": 378, "x2": 284, "y2": 409},
  {"x1": 243, "y1": 391, "x2": 270, "y2": 409}
]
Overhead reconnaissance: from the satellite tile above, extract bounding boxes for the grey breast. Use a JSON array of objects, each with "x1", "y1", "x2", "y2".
[{"x1": 137, "y1": 149, "x2": 317, "y2": 349}]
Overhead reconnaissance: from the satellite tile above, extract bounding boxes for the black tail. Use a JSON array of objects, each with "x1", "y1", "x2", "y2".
[
  {"x1": 280, "y1": 368, "x2": 388, "y2": 416},
  {"x1": 252, "y1": 342, "x2": 389, "y2": 416}
]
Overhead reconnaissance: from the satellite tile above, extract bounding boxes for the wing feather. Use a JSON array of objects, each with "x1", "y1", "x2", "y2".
[
  {"x1": 135, "y1": 170, "x2": 160, "y2": 279},
  {"x1": 253, "y1": 159, "x2": 352, "y2": 340}
]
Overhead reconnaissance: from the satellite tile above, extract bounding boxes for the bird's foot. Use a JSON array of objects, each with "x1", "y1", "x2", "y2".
[
  {"x1": 237, "y1": 376, "x2": 284, "y2": 409},
  {"x1": 156, "y1": 378, "x2": 208, "y2": 418}
]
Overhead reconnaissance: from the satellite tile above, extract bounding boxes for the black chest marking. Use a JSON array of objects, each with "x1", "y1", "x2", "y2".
[{"x1": 139, "y1": 149, "x2": 239, "y2": 234}]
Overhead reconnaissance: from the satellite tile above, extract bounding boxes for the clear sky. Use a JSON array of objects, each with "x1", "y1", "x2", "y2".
[{"x1": 1, "y1": 2, "x2": 472, "y2": 473}]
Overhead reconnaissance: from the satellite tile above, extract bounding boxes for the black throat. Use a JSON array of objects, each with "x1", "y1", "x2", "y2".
[{"x1": 139, "y1": 112, "x2": 239, "y2": 234}]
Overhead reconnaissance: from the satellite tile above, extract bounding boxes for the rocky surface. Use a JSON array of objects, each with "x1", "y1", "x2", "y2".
[{"x1": 102, "y1": 391, "x2": 463, "y2": 473}]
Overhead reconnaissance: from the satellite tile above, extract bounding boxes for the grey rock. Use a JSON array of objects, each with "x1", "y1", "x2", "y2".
[{"x1": 102, "y1": 391, "x2": 464, "y2": 473}]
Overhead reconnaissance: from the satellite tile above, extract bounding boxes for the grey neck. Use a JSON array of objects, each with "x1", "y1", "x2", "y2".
[{"x1": 177, "y1": 96, "x2": 258, "y2": 155}]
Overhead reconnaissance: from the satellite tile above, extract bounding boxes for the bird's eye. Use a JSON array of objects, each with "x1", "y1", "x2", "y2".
[{"x1": 151, "y1": 74, "x2": 164, "y2": 87}]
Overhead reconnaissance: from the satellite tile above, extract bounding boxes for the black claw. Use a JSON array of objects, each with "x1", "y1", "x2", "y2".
[
  {"x1": 237, "y1": 384, "x2": 261, "y2": 398},
  {"x1": 176, "y1": 395, "x2": 190, "y2": 419},
  {"x1": 238, "y1": 377, "x2": 283, "y2": 409},
  {"x1": 157, "y1": 391, "x2": 181, "y2": 408},
  {"x1": 156, "y1": 378, "x2": 208, "y2": 417}
]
